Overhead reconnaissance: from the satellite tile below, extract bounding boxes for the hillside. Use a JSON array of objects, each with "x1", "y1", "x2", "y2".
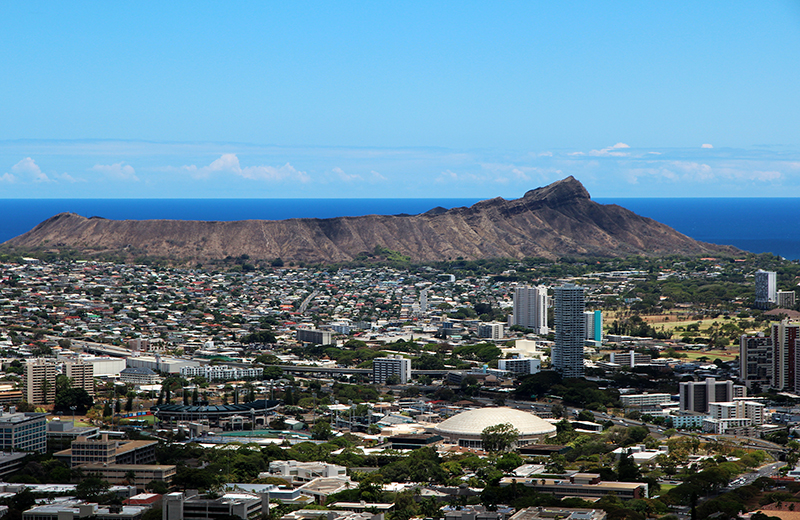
[{"x1": 1, "y1": 177, "x2": 737, "y2": 263}]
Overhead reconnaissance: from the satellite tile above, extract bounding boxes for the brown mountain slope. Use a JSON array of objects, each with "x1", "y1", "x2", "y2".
[{"x1": 2, "y1": 177, "x2": 736, "y2": 263}]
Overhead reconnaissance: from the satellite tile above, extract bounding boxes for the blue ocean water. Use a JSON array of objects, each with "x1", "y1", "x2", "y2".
[{"x1": 0, "y1": 197, "x2": 798, "y2": 260}]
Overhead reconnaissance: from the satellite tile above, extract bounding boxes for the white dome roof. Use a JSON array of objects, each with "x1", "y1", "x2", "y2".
[{"x1": 434, "y1": 407, "x2": 556, "y2": 437}]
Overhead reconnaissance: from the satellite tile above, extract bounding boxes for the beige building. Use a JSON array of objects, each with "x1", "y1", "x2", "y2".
[
  {"x1": 79, "y1": 463, "x2": 176, "y2": 487},
  {"x1": 56, "y1": 434, "x2": 157, "y2": 467},
  {"x1": 65, "y1": 360, "x2": 94, "y2": 396},
  {"x1": 23, "y1": 359, "x2": 57, "y2": 405}
]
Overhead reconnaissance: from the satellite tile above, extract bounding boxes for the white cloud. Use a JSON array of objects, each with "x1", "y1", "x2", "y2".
[
  {"x1": 333, "y1": 166, "x2": 361, "y2": 182},
  {"x1": 538, "y1": 151, "x2": 553, "y2": 157},
  {"x1": 11, "y1": 157, "x2": 50, "y2": 182},
  {"x1": 0, "y1": 172, "x2": 15, "y2": 183},
  {"x1": 92, "y1": 162, "x2": 139, "y2": 181},
  {"x1": 56, "y1": 172, "x2": 83, "y2": 183},
  {"x1": 589, "y1": 143, "x2": 631, "y2": 157},
  {"x1": 370, "y1": 170, "x2": 388, "y2": 181},
  {"x1": 702, "y1": 143, "x2": 714, "y2": 149},
  {"x1": 179, "y1": 154, "x2": 310, "y2": 183}
]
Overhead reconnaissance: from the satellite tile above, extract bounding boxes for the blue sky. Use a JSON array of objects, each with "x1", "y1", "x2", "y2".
[{"x1": 1, "y1": 2, "x2": 799, "y2": 198}]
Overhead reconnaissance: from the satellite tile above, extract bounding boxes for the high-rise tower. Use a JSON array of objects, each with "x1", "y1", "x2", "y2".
[
  {"x1": 512, "y1": 285, "x2": 548, "y2": 334},
  {"x1": 553, "y1": 283, "x2": 585, "y2": 378},
  {"x1": 755, "y1": 270, "x2": 777, "y2": 308}
]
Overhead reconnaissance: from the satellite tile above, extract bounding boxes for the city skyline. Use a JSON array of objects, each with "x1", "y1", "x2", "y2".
[{"x1": 2, "y1": 2, "x2": 799, "y2": 198}]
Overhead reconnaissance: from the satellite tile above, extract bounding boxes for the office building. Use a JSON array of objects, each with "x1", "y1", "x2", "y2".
[
  {"x1": 755, "y1": 270, "x2": 777, "y2": 308},
  {"x1": 620, "y1": 393, "x2": 672, "y2": 409},
  {"x1": 778, "y1": 290, "x2": 796, "y2": 308},
  {"x1": 180, "y1": 365, "x2": 263, "y2": 381},
  {"x1": 498, "y1": 356, "x2": 541, "y2": 376},
  {"x1": 499, "y1": 473, "x2": 647, "y2": 500},
  {"x1": 296, "y1": 329, "x2": 333, "y2": 345},
  {"x1": 65, "y1": 360, "x2": 95, "y2": 396},
  {"x1": 553, "y1": 283, "x2": 585, "y2": 378},
  {"x1": 268, "y1": 460, "x2": 347, "y2": 483},
  {"x1": 739, "y1": 333, "x2": 773, "y2": 390},
  {"x1": 477, "y1": 322, "x2": 504, "y2": 340},
  {"x1": 609, "y1": 351, "x2": 651, "y2": 367},
  {"x1": 57, "y1": 434, "x2": 157, "y2": 467},
  {"x1": 679, "y1": 378, "x2": 746, "y2": 413},
  {"x1": 708, "y1": 400, "x2": 765, "y2": 426},
  {"x1": 771, "y1": 319, "x2": 800, "y2": 391},
  {"x1": 164, "y1": 490, "x2": 268, "y2": 520},
  {"x1": 23, "y1": 359, "x2": 57, "y2": 405},
  {"x1": 584, "y1": 310, "x2": 602, "y2": 342},
  {"x1": 512, "y1": 286, "x2": 549, "y2": 334},
  {"x1": 372, "y1": 355, "x2": 411, "y2": 384},
  {"x1": 0, "y1": 409, "x2": 47, "y2": 453},
  {"x1": 80, "y1": 464, "x2": 176, "y2": 488}
]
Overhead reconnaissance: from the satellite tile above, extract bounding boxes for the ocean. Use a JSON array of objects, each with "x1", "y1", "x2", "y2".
[{"x1": 1, "y1": 197, "x2": 799, "y2": 260}]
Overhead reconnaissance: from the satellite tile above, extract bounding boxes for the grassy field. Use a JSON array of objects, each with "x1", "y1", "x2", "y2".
[{"x1": 679, "y1": 349, "x2": 739, "y2": 362}]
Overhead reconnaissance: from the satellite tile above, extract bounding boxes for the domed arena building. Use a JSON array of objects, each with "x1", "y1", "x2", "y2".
[{"x1": 432, "y1": 407, "x2": 556, "y2": 449}]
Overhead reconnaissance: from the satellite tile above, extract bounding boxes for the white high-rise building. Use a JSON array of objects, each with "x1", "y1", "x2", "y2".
[
  {"x1": 512, "y1": 285, "x2": 549, "y2": 335},
  {"x1": 419, "y1": 289, "x2": 428, "y2": 312},
  {"x1": 552, "y1": 283, "x2": 585, "y2": 378},
  {"x1": 372, "y1": 355, "x2": 411, "y2": 384},
  {"x1": 755, "y1": 270, "x2": 777, "y2": 308}
]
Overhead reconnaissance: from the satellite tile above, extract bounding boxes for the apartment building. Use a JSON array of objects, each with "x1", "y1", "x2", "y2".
[
  {"x1": 23, "y1": 359, "x2": 57, "y2": 405},
  {"x1": 372, "y1": 355, "x2": 411, "y2": 384},
  {"x1": 65, "y1": 360, "x2": 95, "y2": 396}
]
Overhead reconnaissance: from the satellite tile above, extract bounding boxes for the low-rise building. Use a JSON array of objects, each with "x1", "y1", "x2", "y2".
[
  {"x1": 80, "y1": 464, "x2": 176, "y2": 488},
  {"x1": 120, "y1": 367, "x2": 161, "y2": 385},
  {"x1": 499, "y1": 473, "x2": 648, "y2": 500},
  {"x1": 267, "y1": 460, "x2": 347, "y2": 483},
  {"x1": 498, "y1": 357, "x2": 541, "y2": 376},
  {"x1": 56, "y1": 434, "x2": 157, "y2": 467},
  {"x1": 510, "y1": 507, "x2": 607, "y2": 520},
  {"x1": 164, "y1": 490, "x2": 267, "y2": 520},
  {"x1": 296, "y1": 329, "x2": 332, "y2": 345},
  {"x1": 620, "y1": 393, "x2": 672, "y2": 409}
]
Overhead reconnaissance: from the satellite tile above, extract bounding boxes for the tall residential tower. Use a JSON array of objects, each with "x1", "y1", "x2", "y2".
[
  {"x1": 553, "y1": 283, "x2": 585, "y2": 378},
  {"x1": 512, "y1": 285, "x2": 548, "y2": 335}
]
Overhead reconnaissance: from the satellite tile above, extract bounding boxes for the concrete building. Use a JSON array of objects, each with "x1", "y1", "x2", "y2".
[
  {"x1": 778, "y1": 290, "x2": 797, "y2": 308},
  {"x1": 553, "y1": 283, "x2": 585, "y2": 378},
  {"x1": 163, "y1": 490, "x2": 268, "y2": 520},
  {"x1": 82, "y1": 356, "x2": 127, "y2": 377},
  {"x1": 740, "y1": 333, "x2": 773, "y2": 390},
  {"x1": 498, "y1": 356, "x2": 541, "y2": 376},
  {"x1": 584, "y1": 310, "x2": 602, "y2": 342},
  {"x1": 120, "y1": 367, "x2": 160, "y2": 385},
  {"x1": 65, "y1": 360, "x2": 95, "y2": 396},
  {"x1": 432, "y1": 407, "x2": 555, "y2": 448},
  {"x1": 679, "y1": 378, "x2": 746, "y2": 413},
  {"x1": 512, "y1": 285, "x2": 548, "y2": 335},
  {"x1": 477, "y1": 322, "x2": 504, "y2": 340},
  {"x1": 620, "y1": 393, "x2": 672, "y2": 409},
  {"x1": 81, "y1": 464, "x2": 176, "y2": 488},
  {"x1": 57, "y1": 434, "x2": 157, "y2": 467},
  {"x1": 23, "y1": 502, "x2": 148, "y2": 520},
  {"x1": 510, "y1": 507, "x2": 607, "y2": 520},
  {"x1": 771, "y1": 319, "x2": 800, "y2": 391},
  {"x1": 47, "y1": 419, "x2": 100, "y2": 450},
  {"x1": 671, "y1": 411, "x2": 708, "y2": 430},
  {"x1": 372, "y1": 355, "x2": 411, "y2": 384},
  {"x1": 499, "y1": 473, "x2": 647, "y2": 500},
  {"x1": 708, "y1": 400, "x2": 765, "y2": 425},
  {"x1": 0, "y1": 409, "x2": 47, "y2": 453},
  {"x1": 126, "y1": 356, "x2": 199, "y2": 374},
  {"x1": 296, "y1": 329, "x2": 333, "y2": 345},
  {"x1": 755, "y1": 269, "x2": 777, "y2": 308},
  {"x1": 23, "y1": 359, "x2": 57, "y2": 405},
  {"x1": 609, "y1": 351, "x2": 651, "y2": 367},
  {"x1": 267, "y1": 460, "x2": 347, "y2": 483},
  {"x1": 180, "y1": 365, "x2": 263, "y2": 380}
]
